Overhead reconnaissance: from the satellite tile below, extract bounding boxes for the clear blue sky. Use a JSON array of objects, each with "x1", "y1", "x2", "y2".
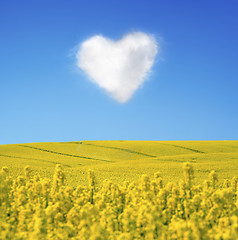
[{"x1": 1, "y1": 0, "x2": 238, "y2": 144}]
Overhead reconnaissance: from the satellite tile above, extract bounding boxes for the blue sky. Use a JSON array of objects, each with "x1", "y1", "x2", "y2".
[{"x1": 0, "y1": 0, "x2": 238, "y2": 144}]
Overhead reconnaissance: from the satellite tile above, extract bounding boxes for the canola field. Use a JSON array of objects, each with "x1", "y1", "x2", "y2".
[
  {"x1": 1, "y1": 163, "x2": 238, "y2": 239},
  {"x1": 0, "y1": 140, "x2": 238, "y2": 186},
  {"x1": 1, "y1": 140, "x2": 238, "y2": 239}
]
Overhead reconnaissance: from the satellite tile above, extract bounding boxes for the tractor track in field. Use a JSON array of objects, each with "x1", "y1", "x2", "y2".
[
  {"x1": 17, "y1": 145, "x2": 115, "y2": 163},
  {"x1": 68, "y1": 142, "x2": 157, "y2": 158},
  {"x1": 0, "y1": 153, "x2": 72, "y2": 167},
  {"x1": 156, "y1": 158, "x2": 197, "y2": 163},
  {"x1": 228, "y1": 145, "x2": 238, "y2": 150},
  {"x1": 159, "y1": 143, "x2": 205, "y2": 154}
]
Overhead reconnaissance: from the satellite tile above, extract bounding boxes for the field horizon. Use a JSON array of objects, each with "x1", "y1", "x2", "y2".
[{"x1": 1, "y1": 140, "x2": 238, "y2": 187}]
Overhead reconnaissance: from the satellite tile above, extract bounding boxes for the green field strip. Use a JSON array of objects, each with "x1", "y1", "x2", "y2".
[
  {"x1": 0, "y1": 153, "x2": 72, "y2": 167},
  {"x1": 160, "y1": 143, "x2": 205, "y2": 154},
  {"x1": 68, "y1": 141, "x2": 157, "y2": 158},
  {"x1": 17, "y1": 144, "x2": 115, "y2": 163}
]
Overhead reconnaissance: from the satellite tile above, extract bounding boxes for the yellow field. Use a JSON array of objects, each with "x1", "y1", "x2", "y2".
[
  {"x1": 0, "y1": 140, "x2": 238, "y2": 187},
  {"x1": 1, "y1": 163, "x2": 238, "y2": 239}
]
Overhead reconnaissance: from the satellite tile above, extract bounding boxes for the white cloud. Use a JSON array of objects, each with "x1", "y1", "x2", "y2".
[{"x1": 76, "y1": 32, "x2": 158, "y2": 103}]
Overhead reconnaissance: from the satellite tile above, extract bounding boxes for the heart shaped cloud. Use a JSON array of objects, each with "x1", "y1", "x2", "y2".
[{"x1": 76, "y1": 32, "x2": 158, "y2": 103}]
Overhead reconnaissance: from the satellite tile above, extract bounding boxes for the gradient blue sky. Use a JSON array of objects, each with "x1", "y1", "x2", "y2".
[{"x1": 1, "y1": 0, "x2": 238, "y2": 144}]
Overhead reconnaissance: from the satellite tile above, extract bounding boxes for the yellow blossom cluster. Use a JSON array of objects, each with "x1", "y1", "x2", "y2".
[{"x1": 1, "y1": 163, "x2": 238, "y2": 239}]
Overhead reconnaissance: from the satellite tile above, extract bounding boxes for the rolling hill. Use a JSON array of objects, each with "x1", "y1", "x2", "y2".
[{"x1": 0, "y1": 140, "x2": 238, "y2": 186}]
